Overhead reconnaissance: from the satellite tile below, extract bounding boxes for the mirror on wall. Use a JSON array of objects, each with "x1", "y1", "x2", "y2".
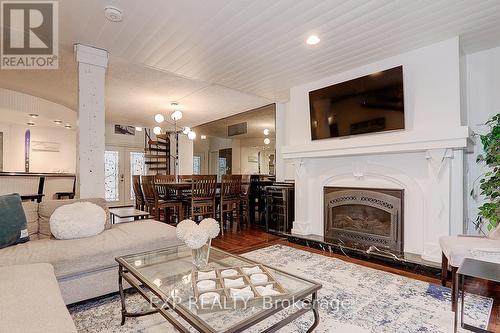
[{"x1": 192, "y1": 104, "x2": 276, "y2": 180}]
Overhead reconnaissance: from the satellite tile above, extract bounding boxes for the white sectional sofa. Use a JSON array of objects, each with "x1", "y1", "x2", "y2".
[
  {"x1": 0, "y1": 263, "x2": 78, "y2": 333},
  {"x1": 0, "y1": 198, "x2": 181, "y2": 332}
]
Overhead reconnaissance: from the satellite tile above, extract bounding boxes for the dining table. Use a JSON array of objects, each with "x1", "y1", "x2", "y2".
[{"x1": 154, "y1": 181, "x2": 223, "y2": 200}]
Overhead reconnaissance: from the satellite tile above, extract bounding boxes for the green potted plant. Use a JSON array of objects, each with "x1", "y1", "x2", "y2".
[{"x1": 471, "y1": 113, "x2": 499, "y2": 233}]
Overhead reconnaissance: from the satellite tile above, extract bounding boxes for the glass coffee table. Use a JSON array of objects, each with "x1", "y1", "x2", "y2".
[{"x1": 116, "y1": 245, "x2": 322, "y2": 332}]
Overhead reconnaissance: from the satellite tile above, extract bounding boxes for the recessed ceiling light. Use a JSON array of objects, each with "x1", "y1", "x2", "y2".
[
  {"x1": 104, "y1": 6, "x2": 123, "y2": 22},
  {"x1": 53, "y1": 120, "x2": 62, "y2": 124},
  {"x1": 264, "y1": 138, "x2": 271, "y2": 145},
  {"x1": 64, "y1": 124, "x2": 72, "y2": 129},
  {"x1": 306, "y1": 35, "x2": 320, "y2": 45},
  {"x1": 200, "y1": 135, "x2": 207, "y2": 140},
  {"x1": 263, "y1": 128, "x2": 270, "y2": 136},
  {"x1": 27, "y1": 122, "x2": 35, "y2": 126},
  {"x1": 29, "y1": 113, "x2": 38, "y2": 118}
]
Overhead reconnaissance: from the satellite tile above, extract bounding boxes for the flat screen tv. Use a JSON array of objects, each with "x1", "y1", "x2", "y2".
[{"x1": 309, "y1": 66, "x2": 404, "y2": 140}]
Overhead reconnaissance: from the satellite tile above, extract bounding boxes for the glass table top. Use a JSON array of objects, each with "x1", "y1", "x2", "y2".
[{"x1": 117, "y1": 245, "x2": 320, "y2": 332}]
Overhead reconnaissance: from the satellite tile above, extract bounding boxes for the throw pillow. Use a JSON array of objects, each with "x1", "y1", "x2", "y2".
[
  {"x1": 0, "y1": 194, "x2": 29, "y2": 249},
  {"x1": 38, "y1": 198, "x2": 111, "y2": 239},
  {"x1": 49, "y1": 202, "x2": 106, "y2": 240}
]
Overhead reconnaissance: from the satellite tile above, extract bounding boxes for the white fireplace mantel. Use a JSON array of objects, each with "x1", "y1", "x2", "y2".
[{"x1": 282, "y1": 126, "x2": 471, "y2": 160}]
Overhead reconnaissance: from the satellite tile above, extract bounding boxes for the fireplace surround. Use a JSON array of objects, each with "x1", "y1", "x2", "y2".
[{"x1": 324, "y1": 187, "x2": 404, "y2": 253}]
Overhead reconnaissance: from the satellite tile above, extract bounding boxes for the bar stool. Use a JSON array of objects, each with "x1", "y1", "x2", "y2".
[
  {"x1": 190, "y1": 175, "x2": 217, "y2": 222},
  {"x1": 141, "y1": 175, "x2": 183, "y2": 224},
  {"x1": 220, "y1": 175, "x2": 242, "y2": 234}
]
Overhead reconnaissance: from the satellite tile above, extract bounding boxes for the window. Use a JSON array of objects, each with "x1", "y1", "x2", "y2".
[
  {"x1": 104, "y1": 151, "x2": 119, "y2": 201},
  {"x1": 218, "y1": 157, "x2": 227, "y2": 178},
  {"x1": 193, "y1": 155, "x2": 201, "y2": 175},
  {"x1": 130, "y1": 152, "x2": 145, "y2": 200}
]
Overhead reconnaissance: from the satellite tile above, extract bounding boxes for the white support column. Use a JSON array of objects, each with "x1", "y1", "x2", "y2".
[{"x1": 74, "y1": 44, "x2": 108, "y2": 198}]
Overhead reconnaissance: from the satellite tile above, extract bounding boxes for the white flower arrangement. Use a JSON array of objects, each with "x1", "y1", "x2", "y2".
[
  {"x1": 183, "y1": 227, "x2": 209, "y2": 249},
  {"x1": 176, "y1": 219, "x2": 196, "y2": 241},
  {"x1": 199, "y1": 218, "x2": 220, "y2": 239},
  {"x1": 176, "y1": 218, "x2": 220, "y2": 250}
]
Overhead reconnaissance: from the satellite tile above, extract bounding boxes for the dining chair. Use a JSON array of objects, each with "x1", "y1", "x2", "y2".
[
  {"x1": 132, "y1": 175, "x2": 145, "y2": 210},
  {"x1": 190, "y1": 175, "x2": 217, "y2": 222},
  {"x1": 220, "y1": 175, "x2": 242, "y2": 235},
  {"x1": 141, "y1": 175, "x2": 183, "y2": 224},
  {"x1": 155, "y1": 174, "x2": 185, "y2": 224},
  {"x1": 178, "y1": 175, "x2": 193, "y2": 182},
  {"x1": 240, "y1": 175, "x2": 251, "y2": 226},
  {"x1": 178, "y1": 174, "x2": 193, "y2": 217},
  {"x1": 154, "y1": 175, "x2": 177, "y2": 200}
]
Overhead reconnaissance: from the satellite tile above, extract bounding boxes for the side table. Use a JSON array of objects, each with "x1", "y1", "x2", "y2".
[
  {"x1": 109, "y1": 207, "x2": 150, "y2": 224},
  {"x1": 454, "y1": 258, "x2": 500, "y2": 333}
]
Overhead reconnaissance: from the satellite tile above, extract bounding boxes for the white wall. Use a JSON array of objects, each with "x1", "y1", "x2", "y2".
[
  {"x1": 465, "y1": 46, "x2": 500, "y2": 234},
  {"x1": 105, "y1": 123, "x2": 144, "y2": 148},
  {"x1": 0, "y1": 123, "x2": 76, "y2": 173},
  {"x1": 281, "y1": 38, "x2": 463, "y2": 179},
  {"x1": 178, "y1": 134, "x2": 194, "y2": 175}
]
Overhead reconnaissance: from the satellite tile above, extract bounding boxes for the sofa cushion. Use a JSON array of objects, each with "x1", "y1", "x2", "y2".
[
  {"x1": 0, "y1": 194, "x2": 29, "y2": 249},
  {"x1": 38, "y1": 198, "x2": 111, "y2": 239},
  {"x1": 0, "y1": 263, "x2": 77, "y2": 333},
  {"x1": 0, "y1": 220, "x2": 181, "y2": 277},
  {"x1": 439, "y1": 235, "x2": 500, "y2": 267},
  {"x1": 22, "y1": 201, "x2": 39, "y2": 240}
]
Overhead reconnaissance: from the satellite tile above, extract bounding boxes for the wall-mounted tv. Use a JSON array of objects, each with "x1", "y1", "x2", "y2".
[{"x1": 309, "y1": 66, "x2": 405, "y2": 140}]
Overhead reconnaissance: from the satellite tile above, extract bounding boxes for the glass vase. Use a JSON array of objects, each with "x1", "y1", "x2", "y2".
[{"x1": 191, "y1": 239, "x2": 211, "y2": 270}]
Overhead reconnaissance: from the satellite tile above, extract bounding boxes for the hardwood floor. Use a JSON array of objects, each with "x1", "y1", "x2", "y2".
[
  {"x1": 213, "y1": 226, "x2": 500, "y2": 332},
  {"x1": 212, "y1": 225, "x2": 283, "y2": 254}
]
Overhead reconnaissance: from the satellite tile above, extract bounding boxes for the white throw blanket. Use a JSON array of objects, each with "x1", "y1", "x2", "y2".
[{"x1": 470, "y1": 248, "x2": 500, "y2": 264}]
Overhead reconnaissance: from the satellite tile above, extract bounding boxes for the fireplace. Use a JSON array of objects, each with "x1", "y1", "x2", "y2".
[{"x1": 324, "y1": 187, "x2": 404, "y2": 252}]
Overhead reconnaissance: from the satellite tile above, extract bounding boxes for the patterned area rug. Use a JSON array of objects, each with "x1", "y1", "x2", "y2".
[{"x1": 69, "y1": 245, "x2": 493, "y2": 332}]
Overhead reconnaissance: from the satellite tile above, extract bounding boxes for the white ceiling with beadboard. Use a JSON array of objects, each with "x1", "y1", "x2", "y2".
[{"x1": 1, "y1": 0, "x2": 500, "y2": 128}]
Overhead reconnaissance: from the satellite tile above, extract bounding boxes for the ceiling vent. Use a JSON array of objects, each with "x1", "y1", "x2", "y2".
[{"x1": 228, "y1": 122, "x2": 247, "y2": 137}]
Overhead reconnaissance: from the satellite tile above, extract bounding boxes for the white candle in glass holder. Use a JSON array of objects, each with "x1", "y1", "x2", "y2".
[
  {"x1": 220, "y1": 269, "x2": 238, "y2": 277},
  {"x1": 250, "y1": 273, "x2": 268, "y2": 284},
  {"x1": 199, "y1": 292, "x2": 220, "y2": 305},
  {"x1": 197, "y1": 279, "x2": 216, "y2": 292}
]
